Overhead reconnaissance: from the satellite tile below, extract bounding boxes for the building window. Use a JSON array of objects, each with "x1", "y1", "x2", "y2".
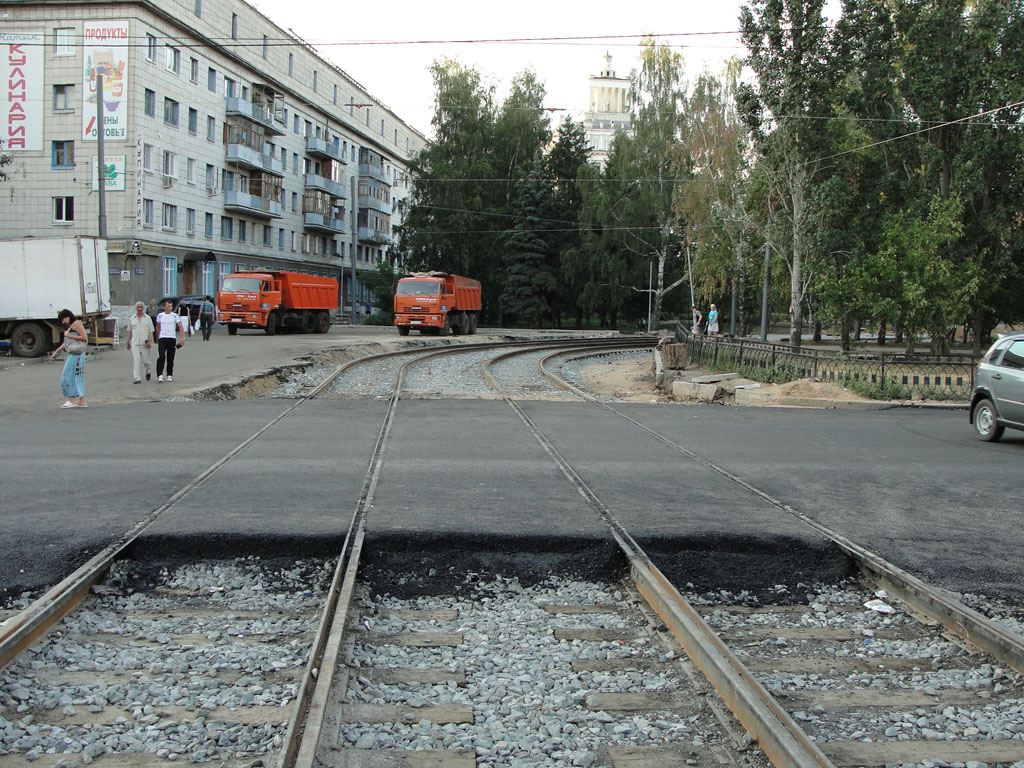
[
  {"x1": 313, "y1": 71, "x2": 318, "y2": 92},
  {"x1": 291, "y1": 232, "x2": 298, "y2": 251},
  {"x1": 143, "y1": 144, "x2": 154, "y2": 172},
  {"x1": 190, "y1": 57, "x2": 199, "y2": 83},
  {"x1": 333, "y1": 84, "x2": 338, "y2": 105},
  {"x1": 163, "y1": 257, "x2": 176, "y2": 296},
  {"x1": 165, "y1": 45, "x2": 180, "y2": 74},
  {"x1": 52, "y1": 141, "x2": 74, "y2": 169},
  {"x1": 205, "y1": 164, "x2": 214, "y2": 190},
  {"x1": 263, "y1": 225, "x2": 271, "y2": 247},
  {"x1": 292, "y1": 152, "x2": 298, "y2": 173},
  {"x1": 53, "y1": 196, "x2": 74, "y2": 223},
  {"x1": 53, "y1": 84, "x2": 73, "y2": 112},
  {"x1": 288, "y1": 53, "x2": 294, "y2": 77},
  {"x1": 293, "y1": 114, "x2": 299, "y2": 133},
  {"x1": 146, "y1": 34, "x2": 157, "y2": 62},
  {"x1": 186, "y1": 208, "x2": 196, "y2": 234},
  {"x1": 238, "y1": 220, "x2": 247, "y2": 243},
  {"x1": 291, "y1": 192, "x2": 298, "y2": 212},
  {"x1": 235, "y1": 263, "x2": 246, "y2": 273},
  {"x1": 220, "y1": 217, "x2": 233, "y2": 240},
  {"x1": 186, "y1": 158, "x2": 196, "y2": 184},
  {"x1": 164, "y1": 98, "x2": 179, "y2": 127},
  {"x1": 187, "y1": 108, "x2": 198, "y2": 135},
  {"x1": 194, "y1": 0, "x2": 201, "y2": 16},
  {"x1": 281, "y1": 152, "x2": 286, "y2": 171},
  {"x1": 304, "y1": 119, "x2": 312, "y2": 137},
  {"x1": 207, "y1": 67, "x2": 217, "y2": 92},
  {"x1": 54, "y1": 28, "x2": 74, "y2": 56},
  {"x1": 205, "y1": 212, "x2": 214, "y2": 237},
  {"x1": 231, "y1": 13, "x2": 238, "y2": 39},
  {"x1": 162, "y1": 203, "x2": 177, "y2": 231},
  {"x1": 262, "y1": 35, "x2": 268, "y2": 59},
  {"x1": 278, "y1": 228, "x2": 285, "y2": 249},
  {"x1": 144, "y1": 89, "x2": 155, "y2": 117},
  {"x1": 162, "y1": 151, "x2": 175, "y2": 178},
  {"x1": 225, "y1": 77, "x2": 236, "y2": 98},
  {"x1": 142, "y1": 198, "x2": 154, "y2": 227},
  {"x1": 207, "y1": 116, "x2": 216, "y2": 141}
]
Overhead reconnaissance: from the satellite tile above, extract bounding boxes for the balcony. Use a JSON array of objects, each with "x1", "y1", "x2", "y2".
[
  {"x1": 304, "y1": 173, "x2": 346, "y2": 199},
  {"x1": 358, "y1": 226, "x2": 391, "y2": 244},
  {"x1": 305, "y1": 136, "x2": 346, "y2": 163},
  {"x1": 358, "y1": 195, "x2": 392, "y2": 216},
  {"x1": 304, "y1": 212, "x2": 346, "y2": 233},
  {"x1": 226, "y1": 96, "x2": 284, "y2": 135},
  {"x1": 225, "y1": 189, "x2": 282, "y2": 219},
  {"x1": 226, "y1": 143, "x2": 284, "y2": 176},
  {"x1": 359, "y1": 162, "x2": 389, "y2": 184}
]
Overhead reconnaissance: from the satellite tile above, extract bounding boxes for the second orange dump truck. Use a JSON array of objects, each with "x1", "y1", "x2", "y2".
[
  {"x1": 218, "y1": 271, "x2": 338, "y2": 335},
  {"x1": 393, "y1": 272, "x2": 482, "y2": 336}
]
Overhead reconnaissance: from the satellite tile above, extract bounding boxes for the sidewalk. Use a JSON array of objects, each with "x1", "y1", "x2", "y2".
[{"x1": 0, "y1": 324, "x2": 397, "y2": 411}]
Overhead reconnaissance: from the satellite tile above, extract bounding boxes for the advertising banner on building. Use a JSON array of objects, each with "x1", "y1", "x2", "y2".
[
  {"x1": 92, "y1": 155, "x2": 126, "y2": 191},
  {"x1": 82, "y1": 20, "x2": 129, "y2": 142},
  {"x1": 1, "y1": 31, "x2": 44, "y2": 151}
]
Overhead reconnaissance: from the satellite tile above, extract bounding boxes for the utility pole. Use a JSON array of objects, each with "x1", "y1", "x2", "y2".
[
  {"x1": 760, "y1": 241, "x2": 771, "y2": 342},
  {"x1": 349, "y1": 175, "x2": 357, "y2": 324},
  {"x1": 96, "y1": 73, "x2": 107, "y2": 237},
  {"x1": 647, "y1": 261, "x2": 652, "y2": 333}
]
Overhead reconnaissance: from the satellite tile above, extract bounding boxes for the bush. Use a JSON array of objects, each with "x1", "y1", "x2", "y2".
[
  {"x1": 363, "y1": 311, "x2": 393, "y2": 326},
  {"x1": 849, "y1": 377, "x2": 910, "y2": 401}
]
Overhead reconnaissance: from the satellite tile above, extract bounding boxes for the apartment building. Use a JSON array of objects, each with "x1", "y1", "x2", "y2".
[
  {"x1": 0, "y1": 0, "x2": 425, "y2": 312},
  {"x1": 581, "y1": 53, "x2": 632, "y2": 168}
]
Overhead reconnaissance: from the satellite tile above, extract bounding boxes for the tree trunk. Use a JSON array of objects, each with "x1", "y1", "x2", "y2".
[
  {"x1": 877, "y1": 321, "x2": 886, "y2": 346},
  {"x1": 971, "y1": 306, "x2": 985, "y2": 356}
]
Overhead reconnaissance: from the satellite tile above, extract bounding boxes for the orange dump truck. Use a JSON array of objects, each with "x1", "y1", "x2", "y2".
[
  {"x1": 218, "y1": 271, "x2": 338, "y2": 335},
  {"x1": 394, "y1": 272, "x2": 481, "y2": 336}
]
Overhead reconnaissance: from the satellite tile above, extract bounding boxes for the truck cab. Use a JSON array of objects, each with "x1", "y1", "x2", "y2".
[{"x1": 218, "y1": 274, "x2": 281, "y2": 334}]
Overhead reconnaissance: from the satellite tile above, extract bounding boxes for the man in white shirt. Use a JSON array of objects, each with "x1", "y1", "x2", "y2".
[
  {"x1": 154, "y1": 299, "x2": 186, "y2": 382},
  {"x1": 126, "y1": 301, "x2": 153, "y2": 383}
]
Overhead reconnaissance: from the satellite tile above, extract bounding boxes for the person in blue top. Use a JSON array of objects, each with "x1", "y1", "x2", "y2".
[
  {"x1": 199, "y1": 296, "x2": 215, "y2": 341},
  {"x1": 707, "y1": 304, "x2": 720, "y2": 336}
]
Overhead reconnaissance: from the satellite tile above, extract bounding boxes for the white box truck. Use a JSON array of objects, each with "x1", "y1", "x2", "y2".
[{"x1": 0, "y1": 237, "x2": 110, "y2": 357}]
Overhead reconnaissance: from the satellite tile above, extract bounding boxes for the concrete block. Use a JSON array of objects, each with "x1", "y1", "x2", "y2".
[
  {"x1": 672, "y1": 380, "x2": 722, "y2": 402},
  {"x1": 661, "y1": 343, "x2": 687, "y2": 369}
]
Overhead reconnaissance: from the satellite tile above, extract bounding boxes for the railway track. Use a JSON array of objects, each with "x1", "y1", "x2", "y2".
[{"x1": 2, "y1": 335, "x2": 1023, "y2": 768}]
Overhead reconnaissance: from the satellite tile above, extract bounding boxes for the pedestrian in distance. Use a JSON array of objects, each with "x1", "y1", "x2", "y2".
[
  {"x1": 154, "y1": 299, "x2": 186, "y2": 382},
  {"x1": 199, "y1": 296, "x2": 215, "y2": 341},
  {"x1": 126, "y1": 301, "x2": 153, "y2": 383},
  {"x1": 691, "y1": 305, "x2": 703, "y2": 335},
  {"x1": 146, "y1": 298, "x2": 159, "y2": 330},
  {"x1": 49, "y1": 308, "x2": 88, "y2": 408},
  {"x1": 707, "y1": 303, "x2": 720, "y2": 336}
]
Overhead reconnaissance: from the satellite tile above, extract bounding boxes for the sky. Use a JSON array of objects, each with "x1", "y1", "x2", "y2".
[{"x1": 253, "y1": 0, "x2": 752, "y2": 137}]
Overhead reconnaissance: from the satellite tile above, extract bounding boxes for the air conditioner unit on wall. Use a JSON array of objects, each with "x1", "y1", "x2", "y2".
[{"x1": 161, "y1": 174, "x2": 174, "y2": 188}]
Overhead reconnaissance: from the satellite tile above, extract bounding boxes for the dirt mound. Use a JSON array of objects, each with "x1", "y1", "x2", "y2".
[{"x1": 768, "y1": 379, "x2": 868, "y2": 400}]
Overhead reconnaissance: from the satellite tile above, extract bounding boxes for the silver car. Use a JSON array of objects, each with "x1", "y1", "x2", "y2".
[{"x1": 970, "y1": 331, "x2": 1024, "y2": 441}]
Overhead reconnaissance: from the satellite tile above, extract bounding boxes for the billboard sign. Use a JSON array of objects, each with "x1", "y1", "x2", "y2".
[
  {"x1": 1, "y1": 31, "x2": 44, "y2": 151},
  {"x1": 92, "y1": 155, "x2": 126, "y2": 191},
  {"x1": 82, "y1": 21, "x2": 129, "y2": 141}
]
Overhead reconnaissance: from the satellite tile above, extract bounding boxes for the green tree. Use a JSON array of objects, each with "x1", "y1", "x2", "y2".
[
  {"x1": 547, "y1": 117, "x2": 593, "y2": 327},
  {"x1": 502, "y1": 160, "x2": 557, "y2": 326},
  {"x1": 360, "y1": 261, "x2": 401, "y2": 317},
  {"x1": 579, "y1": 39, "x2": 689, "y2": 329},
  {"x1": 0, "y1": 139, "x2": 11, "y2": 182},
  {"x1": 739, "y1": 0, "x2": 842, "y2": 347}
]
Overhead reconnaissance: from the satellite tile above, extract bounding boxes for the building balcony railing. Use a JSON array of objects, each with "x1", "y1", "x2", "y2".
[
  {"x1": 305, "y1": 136, "x2": 347, "y2": 163},
  {"x1": 358, "y1": 195, "x2": 392, "y2": 216},
  {"x1": 358, "y1": 226, "x2": 391, "y2": 244},
  {"x1": 224, "y1": 189, "x2": 283, "y2": 219},
  {"x1": 358, "y1": 163, "x2": 389, "y2": 185},
  {"x1": 226, "y1": 143, "x2": 285, "y2": 176},
  {"x1": 304, "y1": 212, "x2": 346, "y2": 233},
  {"x1": 226, "y1": 96, "x2": 285, "y2": 135},
  {"x1": 304, "y1": 173, "x2": 346, "y2": 199}
]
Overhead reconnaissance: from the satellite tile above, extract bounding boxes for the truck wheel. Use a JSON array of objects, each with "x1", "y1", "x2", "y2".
[
  {"x1": 265, "y1": 312, "x2": 279, "y2": 336},
  {"x1": 227, "y1": 325, "x2": 238, "y2": 336},
  {"x1": 302, "y1": 312, "x2": 316, "y2": 333},
  {"x1": 468, "y1": 313, "x2": 478, "y2": 334},
  {"x1": 315, "y1": 311, "x2": 331, "y2": 334},
  {"x1": 439, "y1": 316, "x2": 451, "y2": 336},
  {"x1": 397, "y1": 326, "x2": 410, "y2": 336},
  {"x1": 11, "y1": 322, "x2": 49, "y2": 358}
]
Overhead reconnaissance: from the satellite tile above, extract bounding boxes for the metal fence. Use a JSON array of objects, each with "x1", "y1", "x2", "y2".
[{"x1": 677, "y1": 329, "x2": 978, "y2": 400}]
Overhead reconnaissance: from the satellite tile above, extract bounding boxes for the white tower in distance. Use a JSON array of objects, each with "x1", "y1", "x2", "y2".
[{"x1": 581, "y1": 53, "x2": 633, "y2": 168}]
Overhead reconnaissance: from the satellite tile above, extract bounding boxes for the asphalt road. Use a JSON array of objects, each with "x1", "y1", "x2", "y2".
[{"x1": 1, "y1": 329, "x2": 1021, "y2": 606}]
